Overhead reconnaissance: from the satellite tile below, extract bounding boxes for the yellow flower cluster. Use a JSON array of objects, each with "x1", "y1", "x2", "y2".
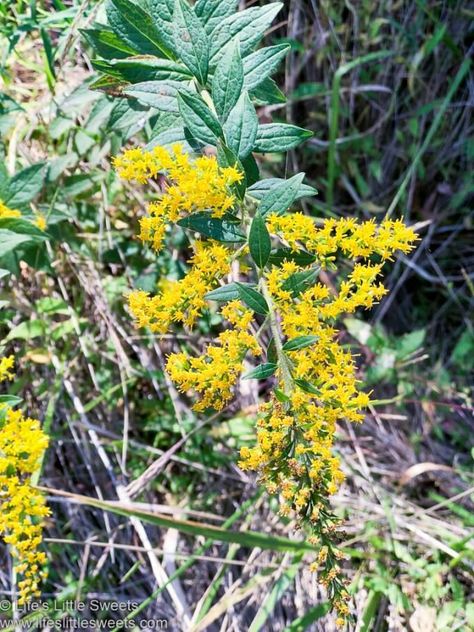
[
  {"x1": 0, "y1": 358, "x2": 49, "y2": 604},
  {"x1": 267, "y1": 214, "x2": 417, "y2": 263},
  {"x1": 128, "y1": 242, "x2": 231, "y2": 333},
  {"x1": 167, "y1": 301, "x2": 261, "y2": 412},
  {"x1": 239, "y1": 222, "x2": 417, "y2": 620},
  {"x1": 0, "y1": 355, "x2": 15, "y2": 382},
  {"x1": 118, "y1": 140, "x2": 419, "y2": 625},
  {"x1": 114, "y1": 144, "x2": 243, "y2": 251},
  {"x1": 0, "y1": 200, "x2": 21, "y2": 219}
]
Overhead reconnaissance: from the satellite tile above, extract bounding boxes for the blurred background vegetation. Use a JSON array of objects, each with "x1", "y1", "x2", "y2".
[{"x1": 0, "y1": 1, "x2": 472, "y2": 630}]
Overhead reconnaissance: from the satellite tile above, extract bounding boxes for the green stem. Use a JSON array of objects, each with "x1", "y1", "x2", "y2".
[{"x1": 260, "y1": 278, "x2": 293, "y2": 396}]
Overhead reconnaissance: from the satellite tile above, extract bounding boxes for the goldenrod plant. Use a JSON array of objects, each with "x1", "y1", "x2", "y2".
[
  {"x1": 0, "y1": 356, "x2": 49, "y2": 604},
  {"x1": 97, "y1": 0, "x2": 418, "y2": 624}
]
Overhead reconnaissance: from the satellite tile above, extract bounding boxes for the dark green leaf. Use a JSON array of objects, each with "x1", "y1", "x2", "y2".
[
  {"x1": 242, "y1": 363, "x2": 277, "y2": 380},
  {"x1": 273, "y1": 388, "x2": 289, "y2": 403},
  {"x1": 224, "y1": 91, "x2": 258, "y2": 159},
  {"x1": 173, "y1": 0, "x2": 210, "y2": 84},
  {"x1": 3, "y1": 163, "x2": 46, "y2": 210},
  {"x1": 294, "y1": 379, "x2": 320, "y2": 395},
  {"x1": 268, "y1": 248, "x2": 316, "y2": 267},
  {"x1": 92, "y1": 57, "x2": 193, "y2": 83},
  {"x1": 0, "y1": 395, "x2": 22, "y2": 407},
  {"x1": 250, "y1": 77, "x2": 286, "y2": 105},
  {"x1": 107, "y1": 0, "x2": 174, "y2": 58},
  {"x1": 236, "y1": 283, "x2": 269, "y2": 315},
  {"x1": 258, "y1": 173, "x2": 305, "y2": 216},
  {"x1": 248, "y1": 178, "x2": 317, "y2": 202},
  {"x1": 241, "y1": 153, "x2": 260, "y2": 186},
  {"x1": 281, "y1": 267, "x2": 320, "y2": 297},
  {"x1": 253, "y1": 124, "x2": 313, "y2": 153},
  {"x1": 249, "y1": 212, "x2": 271, "y2": 269},
  {"x1": 212, "y1": 40, "x2": 244, "y2": 122},
  {"x1": 178, "y1": 90, "x2": 223, "y2": 145},
  {"x1": 210, "y1": 3, "x2": 283, "y2": 67},
  {"x1": 82, "y1": 27, "x2": 137, "y2": 60},
  {"x1": 243, "y1": 44, "x2": 290, "y2": 90},
  {"x1": 178, "y1": 212, "x2": 245, "y2": 242},
  {"x1": 195, "y1": 0, "x2": 239, "y2": 34},
  {"x1": 283, "y1": 336, "x2": 319, "y2": 352}
]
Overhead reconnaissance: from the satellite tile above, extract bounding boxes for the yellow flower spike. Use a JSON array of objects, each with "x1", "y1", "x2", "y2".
[{"x1": 0, "y1": 404, "x2": 50, "y2": 604}]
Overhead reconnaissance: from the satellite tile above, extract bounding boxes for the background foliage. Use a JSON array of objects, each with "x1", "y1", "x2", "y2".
[{"x1": 0, "y1": 0, "x2": 472, "y2": 630}]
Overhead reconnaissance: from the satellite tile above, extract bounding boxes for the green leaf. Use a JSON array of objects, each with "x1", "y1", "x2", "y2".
[
  {"x1": 281, "y1": 267, "x2": 320, "y2": 297},
  {"x1": 0, "y1": 395, "x2": 22, "y2": 407},
  {"x1": 211, "y1": 40, "x2": 244, "y2": 122},
  {"x1": 5, "y1": 319, "x2": 47, "y2": 341},
  {"x1": 248, "y1": 178, "x2": 317, "y2": 202},
  {"x1": 92, "y1": 57, "x2": 193, "y2": 83},
  {"x1": 178, "y1": 90, "x2": 223, "y2": 145},
  {"x1": 258, "y1": 173, "x2": 306, "y2": 216},
  {"x1": 3, "y1": 163, "x2": 46, "y2": 210},
  {"x1": 236, "y1": 283, "x2": 269, "y2": 315},
  {"x1": 125, "y1": 81, "x2": 182, "y2": 112},
  {"x1": 147, "y1": 126, "x2": 191, "y2": 150},
  {"x1": 251, "y1": 77, "x2": 286, "y2": 105},
  {"x1": 45, "y1": 489, "x2": 318, "y2": 554},
  {"x1": 294, "y1": 379, "x2": 319, "y2": 395},
  {"x1": 249, "y1": 212, "x2": 271, "y2": 269},
  {"x1": 210, "y1": 3, "x2": 283, "y2": 67},
  {"x1": 107, "y1": 0, "x2": 174, "y2": 58},
  {"x1": 253, "y1": 124, "x2": 313, "y2": 153},
  {"x1": 224, "y1": 91, "x2": 258, "y2": 159},
  {"x1": 178, "y1": 212, "x2": 245, "y2": 242},
  {"x1": 147, "y1": 0, "x2": 175, "y2": 21},
  {"x1": 0, "y1": 218, "x2": 49, "y2": 240},
  {"x1": 243, "y1": 44, "x2": 290, "y2": 90},
  {"x1": 283, "y1": 336, "x2": 319, "y2": 352},
  {"x1": 241, "y1": 153, "x2": 260, "y2": 186},
  {"x1": 195, "y1": 0, "x2": 239, "y2": 34},
  {"x1": 0, "y1": 230, "x2": 34, "y2": 257},
  {"x1": 173, "y1": 0, "x2": 210, "y2": 84},
  {"x1": 274, "y1": 388, "x2": 289, "y2": 403},
  {"x1": 242, "y1": 363, "x2": 277, "y2": 380},
  {"x1": 284, "y1": 602, "x2": 331, "y2": 631},
  {"x1": 205, "y1": 283, "x2": 241, "y2": 302},
  {"x1": 268, "y1": 248, "x2": 316, "y2": 267},
  {"x1": 81, "y1": 27, "x2": 137, "y2": 59}
]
